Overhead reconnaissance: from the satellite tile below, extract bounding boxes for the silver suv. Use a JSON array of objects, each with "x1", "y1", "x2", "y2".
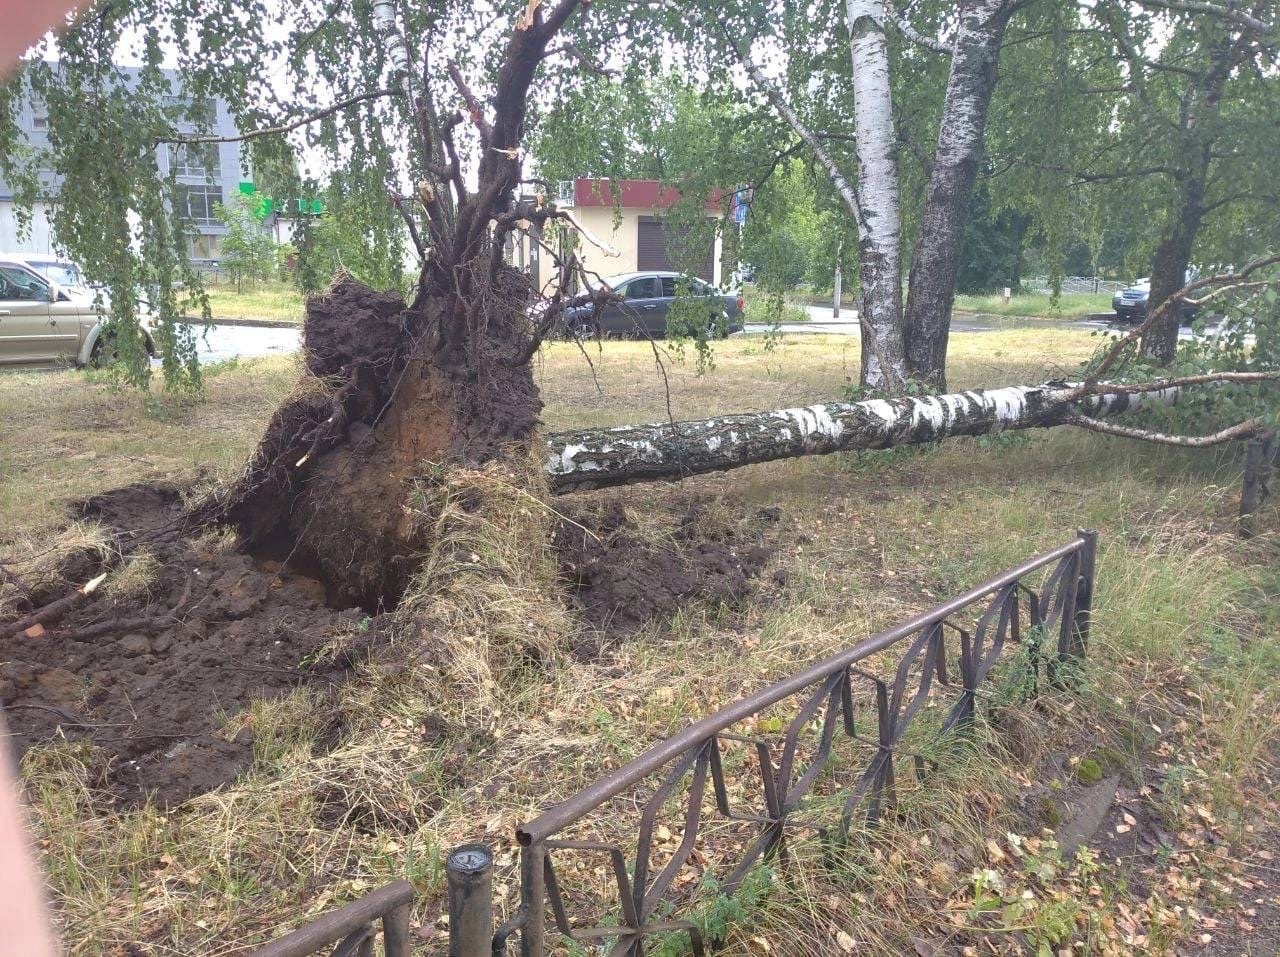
[{"x1": 0, "y1": 255, "x2": 155, "y2": 367}]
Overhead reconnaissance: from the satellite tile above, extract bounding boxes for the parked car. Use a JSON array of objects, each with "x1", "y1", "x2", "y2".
[
  {"x1": 0, "y1": 257, "x2": 155, "y2": 367},
  {"x1": 1, "y1": 252, "x2": 96, "y2": 298},
  {"x1": 1112, "y1": 273, "x2": 1199, "y2": 323},
  {"x1": 562, "y1": 271, "x2": 744, "y2": 339}
]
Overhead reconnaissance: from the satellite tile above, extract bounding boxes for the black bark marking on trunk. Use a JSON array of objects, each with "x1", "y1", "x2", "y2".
[{"x1": 903, "y1": 0, "x2": 1008, "y2": 391}]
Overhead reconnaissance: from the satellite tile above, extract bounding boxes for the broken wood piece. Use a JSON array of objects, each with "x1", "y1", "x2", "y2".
[{"x1": 1, "y1": 572, "x2": 110, "y2": 640}]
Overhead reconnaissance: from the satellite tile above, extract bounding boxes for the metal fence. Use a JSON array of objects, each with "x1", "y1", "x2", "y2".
[
  {"x1": 481, "y1": 532, "x2": 1097, "y2": 956},
  {"x1": 254, "y1": 533, "x2": 1097, "y2": 957},
  {"x1": 1022, "y1": 276, "x2": 1128, "y2": 295},
  {"x1": 252, "y1": 881, "x2": 413, "y2": 957}
]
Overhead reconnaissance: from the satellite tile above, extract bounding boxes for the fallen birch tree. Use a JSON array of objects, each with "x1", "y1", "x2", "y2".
[
  {"x1": 544, "y1": 380, "x2": 1183, "y2": 493},
  {"x1": 545, "y1": 251, "x2": 1278, "y2": 493}
]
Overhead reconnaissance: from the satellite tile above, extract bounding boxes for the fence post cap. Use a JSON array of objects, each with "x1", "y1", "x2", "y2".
[{"x1": 447, "y1": 844, "x2": 493, "y2": 875}]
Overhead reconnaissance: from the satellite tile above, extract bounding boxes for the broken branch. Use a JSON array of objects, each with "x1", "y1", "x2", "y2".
[
  {"x1": 1067, "y1": 414, "x2": 1267, "y2": 447},
  {"x1": 0, "y1": 572, "x2": 108, "y2": 640}
]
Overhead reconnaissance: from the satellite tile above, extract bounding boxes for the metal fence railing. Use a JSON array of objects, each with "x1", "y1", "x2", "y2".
[
  {"x1": 481, "y1": 532, "x2": 1097, "y2": 956},
  {"x1": 1022, "y1": 276, "x2": 1128, "y2": 295},
  {"x1": 254, "y1": 533, "x2": 1098, "y2": 957},
  {"x1": 252, "y1": 881, "x2": 413, "y2": 957}
]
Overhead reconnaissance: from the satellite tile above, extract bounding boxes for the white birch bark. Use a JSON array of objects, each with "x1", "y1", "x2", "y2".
[
  {"x1": 372, "y1": 1, "x2": 413, "y2": 84},
  {"x1": 543, "y1": 382, "x2": 1184, "y2": 493},
  {"x1": 732, "y1": 12, "x2": 906, "y2": 392},
  {"x1": 845, "y1": 0, "x2": 908, "y2": 392}
]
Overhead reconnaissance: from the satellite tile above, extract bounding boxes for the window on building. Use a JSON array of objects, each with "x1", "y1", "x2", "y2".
[
  {"x1": 169, "y1": 143, "x2": 220, "y2": 178},
  {"x1": 175, "y1": 184, "x2": 224, "y2": 227},
  {"x1": 187, "y1": 234, "x2": 223, "y2": 260},
  {"x1": 31, "y1": 115, "x2": 48, "y2": 130}
]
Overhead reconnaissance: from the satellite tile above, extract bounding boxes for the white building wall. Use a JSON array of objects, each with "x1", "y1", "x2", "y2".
[{"x1": 0, "y1": 201, "x2": 58, "y2": 254}]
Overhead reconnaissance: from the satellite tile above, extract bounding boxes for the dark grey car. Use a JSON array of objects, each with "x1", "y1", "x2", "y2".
[{"x1": 564, "y1": 271, "x2": 744, "y2": 339}]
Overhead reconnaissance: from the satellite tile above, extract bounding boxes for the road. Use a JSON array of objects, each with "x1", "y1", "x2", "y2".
[
  {"x1": 749, "y1": 305, "x2": 1222, "y2": 339},
  {"x1": 186, "y1": 323, "x2": 301, "y2": 363},
  {"x1": 184, "y1": 310, "x2": 1230, "y2": 362}
]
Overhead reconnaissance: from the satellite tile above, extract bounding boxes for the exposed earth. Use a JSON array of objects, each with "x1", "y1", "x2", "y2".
[{"x1": 0, "y1": 483, "x2": 773, "y2": 807}]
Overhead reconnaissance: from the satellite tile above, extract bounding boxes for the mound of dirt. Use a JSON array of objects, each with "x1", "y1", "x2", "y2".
[
  {"x1": 553, "y1": 496, "x2": 776, "y2": 636},
  {"x1": 2, "y1": 481, "x2": 776, "y2": 806},
  {"x1": 1, "y1": 484, "x2": 385, "y2": 806}
]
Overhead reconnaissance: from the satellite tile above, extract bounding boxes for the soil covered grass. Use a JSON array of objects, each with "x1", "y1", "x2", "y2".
[{"x1": 1, "y1": 330, "x2": 1277, "y2": 955}]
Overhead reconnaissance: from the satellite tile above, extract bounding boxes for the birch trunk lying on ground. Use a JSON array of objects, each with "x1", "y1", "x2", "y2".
[{"x1": 543, "y1": 382, "x2": 1180, "y2": 493}]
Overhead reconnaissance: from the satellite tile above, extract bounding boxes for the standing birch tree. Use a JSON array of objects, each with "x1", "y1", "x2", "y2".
[{"x1": 719, "y1": 0, "x2": 1029, "y2": 392}]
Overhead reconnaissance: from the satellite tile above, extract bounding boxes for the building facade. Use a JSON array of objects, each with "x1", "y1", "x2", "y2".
[
  {"x1": 520, "y1": 178, "x2": 726, "y2": 292},
  {"x1": 0, "y1": 67, "x2": 245, "y2": 266}
]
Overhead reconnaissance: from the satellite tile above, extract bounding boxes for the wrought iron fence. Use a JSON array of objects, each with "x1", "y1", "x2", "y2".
[
  {"x1": 254, "y1": 533, "x2": 1097, "y2": 957},
  {"x1": 480, "y1": 531, "x2": 1098, "y2": 957},
  {"x1": 252, "y1": 880, "x2": 413, "y2": 957}
]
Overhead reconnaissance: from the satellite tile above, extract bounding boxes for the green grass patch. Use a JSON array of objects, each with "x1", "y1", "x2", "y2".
[
  {"x1": 198, "y1": 279, "x2": 305, "y2": 322},
  {"x1": 954, "y1": 290, "x2": 1113, "y2": 318}
]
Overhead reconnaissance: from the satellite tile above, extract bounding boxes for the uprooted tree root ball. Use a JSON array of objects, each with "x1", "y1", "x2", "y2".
[{"x1": 194, "y1": 273, "x2": 544, "y2": 612}]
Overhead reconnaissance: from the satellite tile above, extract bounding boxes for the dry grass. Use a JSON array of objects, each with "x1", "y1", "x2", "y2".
[
  {"x1": 1, "y1": 328, "x2": 1277, "y2": 954},
  {"x1": 0, "y1": 520, "x2": 115, "y2": 616},
  {"x1": 0, "y1": 355, "x2": 300, "y2": 534}
]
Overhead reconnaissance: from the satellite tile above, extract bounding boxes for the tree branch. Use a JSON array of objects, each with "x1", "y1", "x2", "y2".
[
  {"x1": 1083, "y1": 371, "x2": 1280, "y2": 395},
  {"x1": 447, "y1": 59, "x2": 494, "y2": 145},
  {"x1": 390, "y1": 192, "x2": 429, "y2": 263},
  {"x1": 884, "y1": 0, "x2": 952, "y2": 53},
  {"x1": 1074, "y1": 250, "x2": 1280, "y2": 390},
  {"x1": 1137, "y1": 0, "x2": 1274, "y2": 34},
  {"x1": 720, "y1": 30, "x2": 870, "y2": 237},
  {"x1": 1068, "y1": 413, "x2": 1266, "y2": 446},
  {"x1": 158, "y1": 89, "x2": 403, "y2": 144},
  {"x1": 544, "y1": 42, "x2": 616, "y2": 76}
]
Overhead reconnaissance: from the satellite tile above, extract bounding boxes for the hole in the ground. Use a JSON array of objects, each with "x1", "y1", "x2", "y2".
[{"x1": 245, "y1": 523, "x2": 402, "y2": 616}]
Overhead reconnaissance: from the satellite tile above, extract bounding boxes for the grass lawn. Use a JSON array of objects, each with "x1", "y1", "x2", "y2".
[
  {"x1": 1, "y1": 331, "x2": 1276, "y2": 954},
  {"x1": 196, "y1": 280, "x2": 305, "y2": 322},
  {"x1": 192, "y1": 280, "x2": 1113, "y2": 326},
  {"x1": 954, "y1": 290, "x2": 1114, "y2": 319}
]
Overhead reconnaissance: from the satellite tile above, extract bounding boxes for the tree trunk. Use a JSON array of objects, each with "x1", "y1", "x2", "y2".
[
  {"x1": 845, "y1": 0, "x2": 908, "y2": 391},
  {"x1": 1137, "y1": 13, "x2": 1249, "y2": 364},
  {"x1": 544, "y1": 382, "x2": 1181, "y2": 493},
  {"x1": 903, "y1": 0, "x2": 1008, "y2": 390},
  {"x1": 1140, "y1": 158, "x2": 1207, "y2": 364}
]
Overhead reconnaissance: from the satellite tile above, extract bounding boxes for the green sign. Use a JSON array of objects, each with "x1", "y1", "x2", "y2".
[{"x1": 236, "y1": 182, "x2": 323, "y2": 218}]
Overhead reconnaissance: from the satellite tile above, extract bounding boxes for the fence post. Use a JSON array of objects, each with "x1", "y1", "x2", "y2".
[
  {"x1": 1239, "y1": 433, "x2": 1276, "y2": 538},
  {"x1": 519, "y1": 842, "x2": 546, "y2": 957},
  {"x1": 447, "y1": 844, "x2": 494, "y2": 957},
  {"x1": 383, "y1": 898, "x2": 412, "y2": 957},
  {"x1": 1068, "y1": 529, "x2": 1097, "y2": 668}
]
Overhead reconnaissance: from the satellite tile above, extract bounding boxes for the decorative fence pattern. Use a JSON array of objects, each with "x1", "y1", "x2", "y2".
[
  {"x1": 1023, "y1": 276, "x2": 1128, "y2": 295},
  {"x1": 253, "y1": 532, "x2": 1097, "y2": 957},
  {"x1": 490, "y1": 532, "x2": 1097, "y2": 956}
]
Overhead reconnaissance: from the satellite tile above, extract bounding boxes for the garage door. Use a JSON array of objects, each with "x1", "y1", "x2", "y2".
[{"x1": 637, "y1": 216, "x2": 714, "y2": 281}]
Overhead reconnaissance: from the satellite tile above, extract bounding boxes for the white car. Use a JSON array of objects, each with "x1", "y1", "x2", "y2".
[{"x1": 0, "y1": 254, "x2": 156, "y2": 367}]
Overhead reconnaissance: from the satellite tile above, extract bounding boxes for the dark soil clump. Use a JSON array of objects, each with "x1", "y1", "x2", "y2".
[
  {"x1": 205, "y1": 273, "x2": 543, "y2": 611},
  {"x1": 1, "y1": 484, "x2": 386, "y2": 807},
  {"x1": 553, "y1": 495, "x2": 776, "y2": 635}
]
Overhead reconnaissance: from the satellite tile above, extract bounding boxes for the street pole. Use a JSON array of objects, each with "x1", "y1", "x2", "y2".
[{"x1": 833, "y1": 237, "x2": 843, "y2": 320}]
